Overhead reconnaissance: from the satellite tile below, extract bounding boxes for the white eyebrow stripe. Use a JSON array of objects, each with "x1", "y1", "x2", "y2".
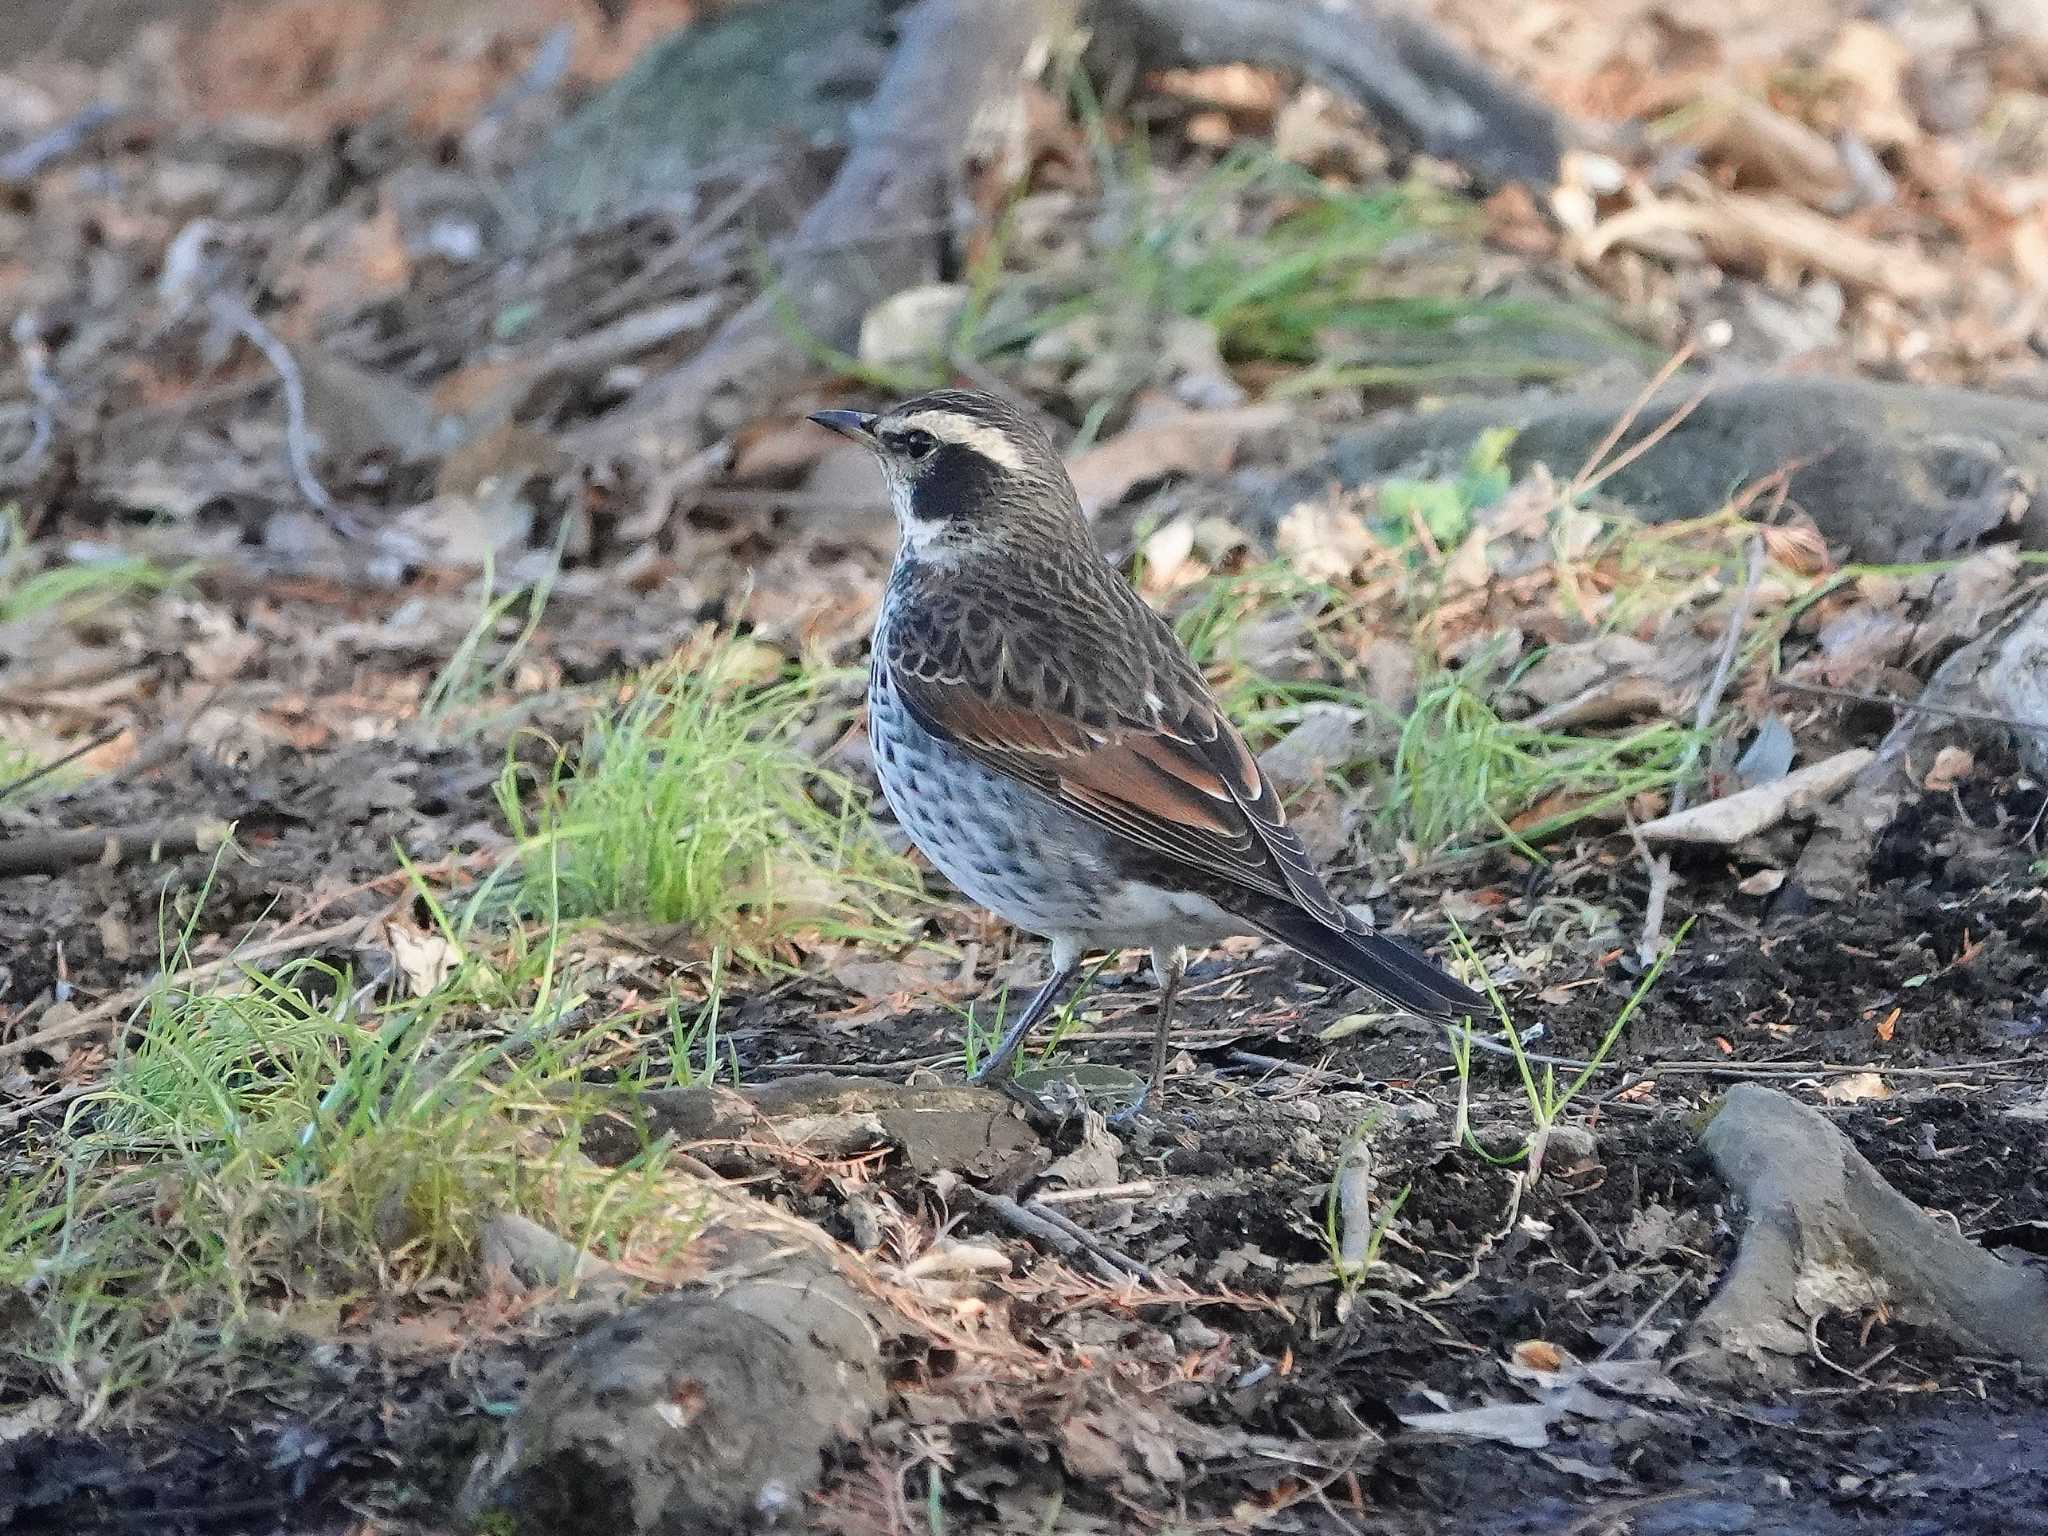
[{"x1": 892, "y1": 410, "x2": 1027, "y2": 473}]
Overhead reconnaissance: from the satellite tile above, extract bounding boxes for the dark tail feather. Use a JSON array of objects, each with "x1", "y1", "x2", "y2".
[{"x1": 1247, "y1": 906, "x2": 1489, "y2": 1019}]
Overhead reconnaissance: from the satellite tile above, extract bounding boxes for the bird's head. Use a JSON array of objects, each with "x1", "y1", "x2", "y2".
[{"x1": 809, "y1": 389, "x2": 1077, "y2": 559}]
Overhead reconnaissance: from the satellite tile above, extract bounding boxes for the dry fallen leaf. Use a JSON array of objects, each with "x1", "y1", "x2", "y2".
[
  {"x1": 1139, "y1": 516, "x2": 1201, "y2": 594},
  {"x1": 1512, "y1": 1339, "x2": 1568, "y2": 1373},
  {"x1": 1274, "y1": 498, "x2": 1374, "y2": 583},
  {"x1": 385, "y1": 921, "x2": 462, "y2": 997},
  {"x1": 1065, "y1": 404, "x2": 1287, "y2": 518},
  {"x1": 1040, "y1": 1113, "x2": 1123, "y2": 1190},
  {"x1": 1737, "y1": 867, "x2": 1787, "y2": 897},
  {"x1": 1923, "y1": 745, "x2": 1974, "y2": 792},
  {"x1": 1819, "y1": 1071, "x2": 1892, "y2": 1104}
]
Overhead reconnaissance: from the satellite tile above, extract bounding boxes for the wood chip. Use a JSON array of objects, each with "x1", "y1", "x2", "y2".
[
  {"x1": 1635, "y1": 748, "x2": 1874, "y2": 846},
  {"x1": 1583, "y1": 190, "x2": 1950, "y2": 302}
]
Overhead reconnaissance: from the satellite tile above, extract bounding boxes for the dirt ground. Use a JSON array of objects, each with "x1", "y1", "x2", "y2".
[{"x1": 7, "y1": 683, "x2": 2047, "y2": 1531}]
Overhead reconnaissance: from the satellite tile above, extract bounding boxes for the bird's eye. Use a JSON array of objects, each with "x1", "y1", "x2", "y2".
[{"x1": 895, "y1": 430, "x2": 937, "y2": 462}]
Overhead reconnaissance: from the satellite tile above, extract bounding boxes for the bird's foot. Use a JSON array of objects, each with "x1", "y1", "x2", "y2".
[{"x1": 1106, "y1": 1077, "x2": 1156, "y2": 1128}]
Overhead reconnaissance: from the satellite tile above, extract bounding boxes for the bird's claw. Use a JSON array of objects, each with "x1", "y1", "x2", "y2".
[{"x1": 1107, "y1": 1077, "x2": 1156, "y2": 1128}]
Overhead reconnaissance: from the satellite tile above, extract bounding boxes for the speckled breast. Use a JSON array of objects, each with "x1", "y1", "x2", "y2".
[{"x1": 865, "y1": 651, "x2": 1107, "y2": 941}]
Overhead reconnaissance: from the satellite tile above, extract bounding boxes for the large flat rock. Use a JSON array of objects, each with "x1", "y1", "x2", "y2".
[{"x1": 1260, "y1": 376, "x2": 2048, "y2": 563}]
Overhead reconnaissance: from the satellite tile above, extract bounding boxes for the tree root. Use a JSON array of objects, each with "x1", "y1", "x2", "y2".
[
  {"x1": 1092, "y1": 0, "x2": 1562, "y2": 187},
  {"x1": 1276, "y1": 377, "x2": 2048, "y2": 566},
  {"x1": 569, "y1": 0, "x2": 1072, "y2": 457},
  {"x1": 460, "y1": 1171, "x2": 891, "y2": 1534},
  {"x1": 1685, "y1": 1084, "x2": 2048, "y2": 1382},
  {"x1": 569, "y1": 0, "x2": 1567, "y2": 461}
]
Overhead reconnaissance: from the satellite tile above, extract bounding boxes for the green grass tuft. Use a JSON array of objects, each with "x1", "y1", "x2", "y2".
[
  {"x1": 497, "y1": 640, "x2": 915, "y2": 953},
  {"x1": 1446, "y1": 916, "x2": 1688, "y2": 1181},
  {"x1": 0, "y1": 507, "x2": 186, "y2": 623},
  {"x1": 962, "y1": 147, "x2": 1641, "y2": 408},
  {"x1": 419, "y1": 542, "x2": 563, "y2": 732},
  {"x1": 2, "y1": 932, "x2": 680, "y2": 1419},
  {"x1": 1380, "y1": 671, "x2": 1700, "y2": 858}
]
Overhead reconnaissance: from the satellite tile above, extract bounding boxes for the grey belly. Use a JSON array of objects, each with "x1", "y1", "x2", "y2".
[{"x1": 867, "y1": 673, "x2": 1111, "y2": 939}]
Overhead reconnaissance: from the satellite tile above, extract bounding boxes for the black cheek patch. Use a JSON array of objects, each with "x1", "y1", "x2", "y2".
[{"x1": 916, "y1": 442, "x2": 1002, "y2": 520}]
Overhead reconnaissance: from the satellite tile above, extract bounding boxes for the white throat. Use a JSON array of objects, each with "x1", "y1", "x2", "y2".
[{"x1": 887, "y1": 478, "x2": 963, "y2": 563}]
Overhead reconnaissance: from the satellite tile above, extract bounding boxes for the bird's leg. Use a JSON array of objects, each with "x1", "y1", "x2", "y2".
[
  {"x1": 969, "y1": 940, "x2": 1084, "y2": 1083},
  {"x1": 1147, "y1": 944, "x2": 1187, "y2": 1094},
  {"x1": 1107, "y1": 945, "x2": 1188, "y2": 1128}
]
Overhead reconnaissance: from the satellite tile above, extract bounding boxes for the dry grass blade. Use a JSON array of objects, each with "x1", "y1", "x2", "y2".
[
  {"x1": 1633, "y1": 536, "x2": 1765, "y2": 965},
  {"x1": 1562, "y1": 340, "x2": 1702, "y2": 505}
]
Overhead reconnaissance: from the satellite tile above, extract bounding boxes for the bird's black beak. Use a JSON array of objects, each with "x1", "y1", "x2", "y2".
[{"x1": 808, "y1": 408, "x2": 878, "y2": 443}]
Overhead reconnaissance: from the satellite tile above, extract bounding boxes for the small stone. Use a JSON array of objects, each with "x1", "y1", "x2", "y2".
[
  {"x1": 1543, "y1": 1123, "x2": 1598, "y2": 1165},
  {"x1": 857, "y1": 282, "x2": 968, "y2": 372}
]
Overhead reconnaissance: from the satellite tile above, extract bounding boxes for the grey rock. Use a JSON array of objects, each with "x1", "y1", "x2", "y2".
[{"x1": 1256, "y1": 377, "x2": 2048, "y2": 564}]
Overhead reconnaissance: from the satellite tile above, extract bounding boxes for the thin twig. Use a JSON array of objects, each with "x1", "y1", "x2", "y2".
[
  {"x1": 0, "y1": 726, "x2": 124, "y2": 802},
  {"x1": 1032, "y1": 1179, "x2": 1157, "y2": 1205},
  {"x1": 1563, "y1": 341, "x2": 1699, "y2": 501},
  {"x1": 206, "y1": 293, "x2": 362, "y2": 536},
  {"x1": 1596, "y1": 1270, "x2": 1689, "y2": 1361},
  {"x1": 1634, "y1": 536, "x2": 1765, "y2": 965},
  {"x1": 969, "y1": 1189, "x2": 1130, "y2": 1285},
  {"x1": 53, "y1": 682, "x2": 225, "y2": 804},
  {"x1": 1645, "y1": 1057, "x2": 2028, "y2": 1081},
  {"x1": 1021, "y1": 1199, "x2": 1153, "y2": 1280},
  {"x1": 0, "y1": 1081, "x2": 94, "y2": 1132},
  {"x1": 1562, "y1": 1491, "x2": 1702, "y2": 1536},
  {"x1": 1770, "y1": 677, "x2": 2048, "y2": 735}
]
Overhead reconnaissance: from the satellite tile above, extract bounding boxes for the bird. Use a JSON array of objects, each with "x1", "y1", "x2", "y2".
[{"x1": 811, "y1": 388, "x2": 1488, "y2": 1106}]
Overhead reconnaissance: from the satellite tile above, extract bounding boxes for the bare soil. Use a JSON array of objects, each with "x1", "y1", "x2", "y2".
[{"x1": 6, "y1": 716, "x2": 2046, "y2": 1533}]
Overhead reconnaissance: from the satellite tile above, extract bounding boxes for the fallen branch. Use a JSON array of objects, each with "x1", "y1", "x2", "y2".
[
  {"x1": 1686, "y1": 1084, "x2": 2048, "y2": 1380},
  {"x1": 969, "y1": 1187, "x2": 1146, "y2": 1284},
  {"x1": 0, "y1": 818, "x2": 236, "y2": 880},
  {"x1": 1633, "y1": 747, "x2": 1872, "y2": 847},
  {"x1": 1096, "y1": 0, "x2": 1564, "y2": 187},
  {"x1": 571, "y1": 0, "x2": 1070, "y2": 458},
  {"x1": 1583, "y1": 186, "x2": 1951, "y2": 303}
]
